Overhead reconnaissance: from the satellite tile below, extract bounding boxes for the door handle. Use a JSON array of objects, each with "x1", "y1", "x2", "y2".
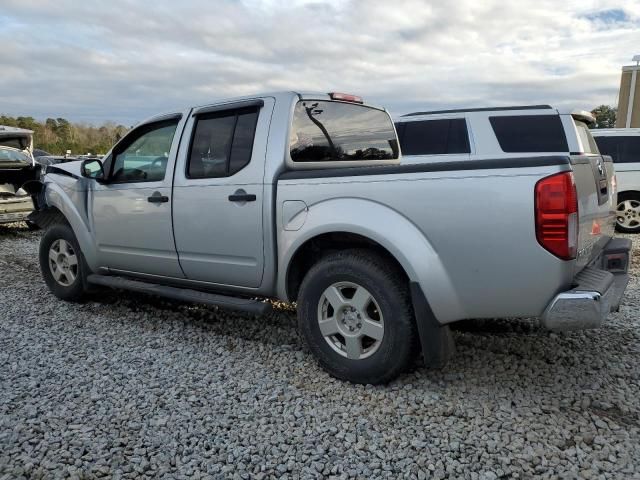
[
  {"x1": 148, "y1": 192, "x2": 169, "y2": 203},
  {"x1": 228, "y1": 191, "x2": 256, "y2": 202}
]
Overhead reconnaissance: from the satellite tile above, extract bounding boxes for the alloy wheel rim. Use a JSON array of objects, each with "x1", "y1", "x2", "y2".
[
  {"x1": 317, "y1": 282, "x2": 384, "y2": 360},
  {"x1": 48, "y1": 239, "x2": 78, "y2": 287},
  {"x1": 617, "y1": 200, "x2": 640, "y2": 229}
]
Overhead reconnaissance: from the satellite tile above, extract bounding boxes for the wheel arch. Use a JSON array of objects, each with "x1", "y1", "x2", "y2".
[
  {"x1": 617, "y1": 190, "x2": 640, "y2": 199},
  {"x1": 278, "y1": 198, "x2": 465, "y2": 324},
  {"x1": 39, "y1": 182, "x2": 99, "y2": 272}
]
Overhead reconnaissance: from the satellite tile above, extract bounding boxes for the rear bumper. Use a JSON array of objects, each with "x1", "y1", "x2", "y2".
[
  {"x1": 541, "y1": 238, "x2": 631, "y2": 331},
  {"x1": 0, "y1": 195, "x2": 33, "y2": 224}
]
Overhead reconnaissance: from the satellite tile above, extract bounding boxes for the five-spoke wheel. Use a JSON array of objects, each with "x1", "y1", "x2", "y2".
[
  {"x1": 39, "y1": 223, "x2": 88, "y2": 301},
  {"x1": 297, "y1": 249, "x2": 418, "y2": 384},
  {"x1": 48, "y1": 239, "x2": 79, "y2": 286},
  {"x1": 318, "y1": 282, "x2": 384, "y2": 360},
  {"x1": 616, "y1": 193, "x2": 640, "y2": 233}
]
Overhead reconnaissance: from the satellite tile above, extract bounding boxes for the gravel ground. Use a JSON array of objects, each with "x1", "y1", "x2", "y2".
[{"x1": 1, "y1": 223, "x2": 639, "y2": 480}]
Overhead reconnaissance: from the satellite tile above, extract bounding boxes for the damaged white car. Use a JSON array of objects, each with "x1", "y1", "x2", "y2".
[{"x1": 0, "y1": 126, "x2": 39, "y2": 226}]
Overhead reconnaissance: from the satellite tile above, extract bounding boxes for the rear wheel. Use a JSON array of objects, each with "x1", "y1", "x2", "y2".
[
  {"x1": 39, "y1": 223, "x2": 89, "y2": 301},
  {"x1": 297, "y1": 250, "x2": 418, "y2": 384},
  {"x1": 616, "y1": 193, "x2": 640, "y2": 233}
]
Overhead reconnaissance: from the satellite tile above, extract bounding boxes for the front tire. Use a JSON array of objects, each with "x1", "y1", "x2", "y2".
[
  {"x1": 297, "y1": 250, "x2": 418, "y2": 384},
  {"x1": 39, "y1": 223, "x2": 88, "y2": 301},
  {"x1": 615, "y1": 193, "x2": 640, "y2": 233}
]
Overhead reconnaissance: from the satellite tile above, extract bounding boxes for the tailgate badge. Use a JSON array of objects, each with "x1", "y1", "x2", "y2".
[{"x1": 591, "y1": 220, "x2": 601, "y2": 236}]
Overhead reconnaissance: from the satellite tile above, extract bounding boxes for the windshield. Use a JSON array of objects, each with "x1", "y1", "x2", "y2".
[{"x1": 290, "y1": 101, "x2": 399, "y2": 163}]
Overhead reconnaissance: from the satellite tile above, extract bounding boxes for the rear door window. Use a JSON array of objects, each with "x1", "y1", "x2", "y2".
[
  {"x1": 395, "y1": 119, "x2": 470, "y2": 155},
  {"x1": 187, "y1": 107, "x2": 259, "y2": 178},
  {"x1": 489, "y1": 115, "x2": 568, "y2": 153},
  {"x1": 594, "y1": 136, "x2": 640, "y2": 163}
]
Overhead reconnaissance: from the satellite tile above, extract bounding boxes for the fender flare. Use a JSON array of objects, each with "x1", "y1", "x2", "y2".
[
  {"x1": 42, "y1": 182, "x2": 99, "y2": 272},
  {"x1": 278, "y1": 198, "x2": 466, "y2": 324}
]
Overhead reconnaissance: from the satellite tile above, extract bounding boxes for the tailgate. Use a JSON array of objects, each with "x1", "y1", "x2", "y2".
[{"x1": 572, "y1": 154, "x2": 616, "y2": 271}]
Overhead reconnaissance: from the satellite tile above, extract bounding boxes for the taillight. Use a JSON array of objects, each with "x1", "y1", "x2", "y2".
[
  {"x1": 535, "y1": 172, "x2": 578, "y2": 260},
  {"x1": 329, "y1": 92, "x2": 364, "y2": 104}
]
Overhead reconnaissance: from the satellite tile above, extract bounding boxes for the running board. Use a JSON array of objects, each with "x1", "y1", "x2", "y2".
[{"x1": 86, "y1": 274, "x2": 271, "y2": 315}]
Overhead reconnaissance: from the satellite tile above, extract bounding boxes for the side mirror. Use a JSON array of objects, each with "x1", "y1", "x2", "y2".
[{"x1": 81, "y1": 159, "x2": 105, "y2": 181}]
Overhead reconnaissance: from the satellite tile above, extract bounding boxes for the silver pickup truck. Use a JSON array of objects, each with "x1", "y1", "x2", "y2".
[{"x1": 31, "y1": 91, "x2": 631, "y2": 384}]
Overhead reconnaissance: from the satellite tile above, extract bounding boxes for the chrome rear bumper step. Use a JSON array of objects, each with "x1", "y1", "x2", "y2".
[
  {"x1": 541, "y1": 237, "x2": 631, "y2": 331},
  {"x1": 87, "y1": 274, "x2": 272, "y2": 315}
]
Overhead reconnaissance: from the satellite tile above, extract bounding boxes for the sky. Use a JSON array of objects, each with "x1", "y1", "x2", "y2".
[{"x1": 0, "y1": 0, "x2": 639, "y2": 126}]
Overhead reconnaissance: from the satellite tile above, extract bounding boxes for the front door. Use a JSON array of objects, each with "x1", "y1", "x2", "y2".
[
  {"x1": 91, "y1": 115, "x2": 185, "y2": 278},
  {"x1": 172, "y1": 99, "x2": 272, "y2": 288}
]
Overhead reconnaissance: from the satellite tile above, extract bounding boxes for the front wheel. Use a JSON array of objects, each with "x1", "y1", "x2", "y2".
[
  {"x1": 616, "y1": 193, "x2": 640, "y2": 233},
  {"x1": 297, "y1": 250, "x2": 418, "y2": 384},
  {"x1": 39, "y1": 223, "x2": 89, "y2": 301}
]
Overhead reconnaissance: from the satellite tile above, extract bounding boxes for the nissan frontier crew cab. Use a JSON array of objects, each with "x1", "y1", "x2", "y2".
[{"x1": 31, "y1": 92, "x2": 631, "y2": 384}]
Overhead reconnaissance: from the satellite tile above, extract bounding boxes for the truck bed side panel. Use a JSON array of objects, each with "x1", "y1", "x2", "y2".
[{"x1": 277, "y1": 163, "x2": 575, "y2": 323}]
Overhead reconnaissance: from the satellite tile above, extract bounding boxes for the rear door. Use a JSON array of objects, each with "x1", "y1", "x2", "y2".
[
  {"x1": 172, "y1": 98, "x2": 273, "y2": 288},
  {"x1": 564, "y1": 116, "x2": 616, "y2": 270}
]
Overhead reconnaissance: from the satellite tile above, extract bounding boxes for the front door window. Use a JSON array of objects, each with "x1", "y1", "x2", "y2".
[{"x1": 111, "y1": 120, "x2": 179, "y2": 183}]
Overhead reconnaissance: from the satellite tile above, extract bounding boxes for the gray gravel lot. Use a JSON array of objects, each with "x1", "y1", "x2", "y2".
[{"x1": 1, "y1": 223, "x2": 639, "y2": 479}]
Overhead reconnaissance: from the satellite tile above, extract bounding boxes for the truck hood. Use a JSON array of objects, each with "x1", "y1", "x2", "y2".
[{"x1": 47, "y1": 160, "x2": 83, "y2": 178}]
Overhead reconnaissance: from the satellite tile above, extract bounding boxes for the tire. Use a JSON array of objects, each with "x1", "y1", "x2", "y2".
[
  {"x1": 39, "y1": 223, "x2": 89, "y2": 301},
  {"x1": 615, "y1": 192, "x2": 640, "y2": 233},
  {"x1": 297, "y1": 249, "x2": 418, "y2": 384}
]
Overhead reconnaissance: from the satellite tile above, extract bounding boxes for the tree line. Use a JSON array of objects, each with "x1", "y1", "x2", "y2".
[
  {"x1": 0, "y1": 105, "x2": 620, "y2": 157},
  {"x1": 0, "y1": 115, "x2": 129, "y2": 156}
]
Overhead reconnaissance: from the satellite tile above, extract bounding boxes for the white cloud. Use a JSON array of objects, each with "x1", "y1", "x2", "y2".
[{"x1": 0, "y1": 0, "x2": 638, "y2": 124}]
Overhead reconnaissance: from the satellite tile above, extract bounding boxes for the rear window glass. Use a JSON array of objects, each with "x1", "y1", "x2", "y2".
[
  {"x1": 489, "y1": 115, "x2": 568, "y2": 153},
  {"x1": 0, "y1": 137, "x2": 30, "y2": 150},
  {"x1": 395, "y1": 119, "x2": 470, "y2": 155},
  {"x1": 574, "y1": 121, "x2": 599, "y2": 154},
  {"x1": 290, "y1": 101, "x2": 399, "y2": 163},
  {"x1": 594, "y1": 136, "x2": 640, "y2": 163}
]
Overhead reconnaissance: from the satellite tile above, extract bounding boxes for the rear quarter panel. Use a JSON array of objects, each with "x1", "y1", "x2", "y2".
[{"x1": 277, "y1": 165, "x2": 575, "y2": 323}]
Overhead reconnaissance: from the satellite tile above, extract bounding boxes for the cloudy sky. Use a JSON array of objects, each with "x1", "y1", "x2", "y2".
[{"x1": 0, "y1": 0, "x2": 639, "y2": 125}]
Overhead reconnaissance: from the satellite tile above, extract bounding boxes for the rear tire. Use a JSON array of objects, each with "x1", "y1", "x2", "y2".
[
  {"x1": 615, "y1": 192, "x2": 640, "y2": 233},
  {"x1": 39, "y1": 223, "x2": 89, "y2": 301},
  {"x1": 297, "y1": 249, "x2": 418, "y2": 384}
]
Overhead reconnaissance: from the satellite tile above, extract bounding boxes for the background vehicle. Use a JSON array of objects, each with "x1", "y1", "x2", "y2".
[
  {"x1": 33, "y1": 149, "x2": 51, "y2": 158},
  {"x1": 35, "y1": 155, "x2": 77, "y2": 166},
  {"x1": 0, "y1": 126, "x2": 37, "y2": 225},
  {"x1": 31, "y1": 93, "x2": 630, "y2": 384},
  {"x1": 394, "y1": 104, "x2": 601, "y2": 163},
  {"x1": 592, "y1": 129, "x2": 640, "y2": 233}
]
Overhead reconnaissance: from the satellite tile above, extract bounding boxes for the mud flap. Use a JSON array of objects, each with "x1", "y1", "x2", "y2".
[
  {"x1": 27, "y1": 207, "x2": 66, "y2": 229},
  {"x1": 410, "y1": 282, "x2": 455, "y2": 368}
]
